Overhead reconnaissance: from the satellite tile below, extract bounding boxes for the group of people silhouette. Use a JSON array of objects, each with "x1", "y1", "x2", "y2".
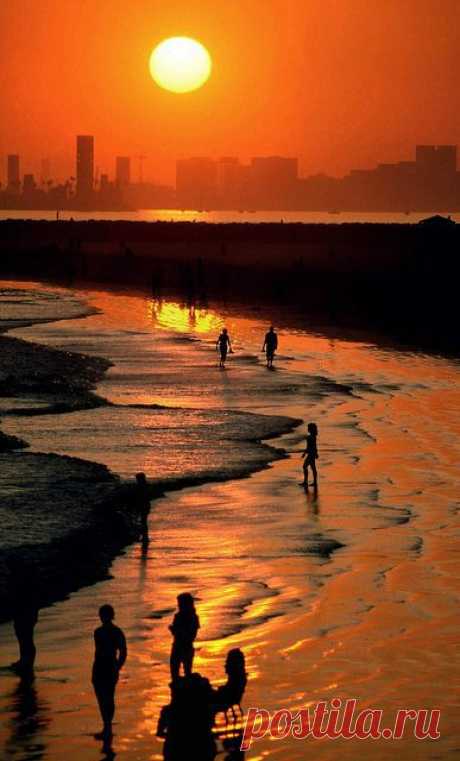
[
  {"x1": 216, "y1": 325, "x2": 278, "y2": 369},
  {"x1": 7, "y1": 575, "x2": 247, "y2": 760},
  {"x1": 5, "y1": 321, "x2": 321, "y2": 758},
  {"x1": 91, "y1": 592, "x2": 248, "y2": 758},
  {"x1": 159, "y1": 593, "x2": 248, "y2": 759},
  {"x1": 215, "y1": 325, "x2": 320, "y2": 490}
]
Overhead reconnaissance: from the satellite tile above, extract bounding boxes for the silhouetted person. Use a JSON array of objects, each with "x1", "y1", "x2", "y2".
[
  {"x1": 216, "y1": 328, "x2": 232, "y2": 368},
  {"x1": 135, "y1": 472, "x2": 151, "y2": 542},
  {"x1": 302, "y1": 422, "x2": 319, "y2": 490},
  {"x1": 157, "y1": 673, "x2": 216, "y2": 761},
  {"x1": 92, "y1": 604, "x2": 127, "y2": 740},
  {"x1": 213, "y1": 648, "x2": 247, "y2": 725},
  {"x1": 169, "y1": 593, "x2": 200, "y2": 681},
  {"x1": 262, "y1": 326, "x2": 278, "y2": 369},
  {"x1": 8, "y1": 559, "x2": 39, "y2": 676}
]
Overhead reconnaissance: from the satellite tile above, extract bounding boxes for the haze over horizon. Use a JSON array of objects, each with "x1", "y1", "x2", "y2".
[{"x1": 1, "y1": 0, "x2": 459, "y2": 185}]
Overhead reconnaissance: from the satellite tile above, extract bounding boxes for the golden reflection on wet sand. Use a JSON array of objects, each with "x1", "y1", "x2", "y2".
[{"x1": 0, "y1": 284, "x2": 459, "y2": 760}]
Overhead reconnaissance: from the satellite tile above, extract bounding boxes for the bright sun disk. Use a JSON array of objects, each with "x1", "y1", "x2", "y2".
[{"x1": 149, "y1": 36, "x2": 212, "y2": 94}]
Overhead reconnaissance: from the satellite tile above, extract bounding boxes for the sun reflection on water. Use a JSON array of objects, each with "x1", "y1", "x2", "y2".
[{"x1": 149, "y1": 299, "x2": 222, "y2": 334}]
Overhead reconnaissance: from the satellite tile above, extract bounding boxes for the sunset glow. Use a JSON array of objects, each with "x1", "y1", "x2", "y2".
[
  {"x1": 149, "y1": 37, "x2": 212, "y2": 93},
  {"x1": 0, "y1": 3, "x2": 459, "y2": 759}
]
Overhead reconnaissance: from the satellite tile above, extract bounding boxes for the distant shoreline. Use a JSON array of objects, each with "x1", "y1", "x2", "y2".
[
  {"x1": 1, "y1": 209, "x2": 459, "y2": 224},
  {"x1": 1, "y1": 216, "x2": 458, "y2": 353}
]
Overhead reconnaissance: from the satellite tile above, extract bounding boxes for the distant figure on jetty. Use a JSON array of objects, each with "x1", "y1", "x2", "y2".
[
  {"x1": 262, "y1": 326, "x2": 278, "y2": 369},
  {"x1": 92, "y1": 604, "x2": 127, "y2": 740},
  {"x1": 213, "y1": 648, "x2": 247, "y2": 725},
  {"x1": 216, "y1": 328, "x2": 232, "y2": 368},
  {"x1": 135, "y1": 472, "x2": 151, "y2": 542},
  {"x1": 169, "y1": 593, "x2": 200, "y2": 680},
  {"x1": 302, "y1": 422, "x2": 319, "y2": 490},
  {"x1": 8, "y1": 558, "x2": 39, "y2": 676}
]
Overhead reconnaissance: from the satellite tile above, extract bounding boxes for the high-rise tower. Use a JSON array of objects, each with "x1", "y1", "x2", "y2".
[{"x1": 76, "y1": 135, "x2": 94, "y2": 200}]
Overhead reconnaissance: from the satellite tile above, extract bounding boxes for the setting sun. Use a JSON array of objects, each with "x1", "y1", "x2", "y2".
[{"x1": 149, "y1": 36, "x2": 212, "y2": 94}]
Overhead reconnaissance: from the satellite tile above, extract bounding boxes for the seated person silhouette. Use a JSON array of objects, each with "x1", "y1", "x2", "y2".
[
  {"x1": 213, "y1": 649, "x2": 247, "y2": 725},
  {"x1": 169, "y1": 593, "x2": 200, "y2": 681},
  {"x1": 157, "y1": 673, "x2": 216, "y2": 761}
]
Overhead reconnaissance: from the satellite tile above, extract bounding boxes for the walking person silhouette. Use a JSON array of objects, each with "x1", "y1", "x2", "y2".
[
  {"x1": 169, "y1": 593, "x2": 200, "y2": 680},
  {"x1": 92, "y1": 604, "x2": 127, "y2": 740},
  {"x1": 134, "y1": 472, "x2": 151, "y2": 543},
  {"x1": 262, "y1": 326, "x2": 278, "y2": 369},
  {"x1": 216, "y1": 328, "x2": 232, "y2": 368},
  {"x1": 301, "y1": 422, "x2": 319, "y2": 490}
]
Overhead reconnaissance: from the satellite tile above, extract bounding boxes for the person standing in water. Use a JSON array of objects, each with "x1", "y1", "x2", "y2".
[
  {"x1": 169, "y1": 593, "x2": 200, "y2": 680},
  {"x1": 134, "y1": 472, "x2": 150, "y2": 542},
  {"x1": 302, "y1": 422, "x2": 319, "y2": 490},
  {"x1": 92, "y1": 604, "x2": 127, "y2": 740},
  {"x1": 8, "y1": 559, "x2": 39, "y2": 676},
  {"x1": 262, "y1": 326, "x2": 278, "y2": 369},
  {"x1": 216, "y1": 327, "x2": 232, "y2": 368}
]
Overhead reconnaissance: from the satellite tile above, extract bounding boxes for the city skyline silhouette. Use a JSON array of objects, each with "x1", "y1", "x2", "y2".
[
  {"x1": 1, "y1": 1, "x2": 459, "y2": 187},
  {"x1": 1, "y1": 136, "x2": 459, "y2": 212}
]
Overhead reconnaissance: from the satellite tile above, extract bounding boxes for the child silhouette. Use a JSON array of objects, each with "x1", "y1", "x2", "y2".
[{"x1": 302, "y1": 422, "x2": 319, "y2": 490}]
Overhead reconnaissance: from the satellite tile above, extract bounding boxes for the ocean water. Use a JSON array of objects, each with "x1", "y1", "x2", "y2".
[
  {"x1": 0, "y1": 287, "x2": 96, "y2": 330},
  {"x1": 0, "y1": 283, "x2": 459, "y2": 760}
]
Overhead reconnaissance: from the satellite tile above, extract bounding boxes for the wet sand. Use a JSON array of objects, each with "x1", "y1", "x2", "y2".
[
  {"x1": 0, "y1": 286, "x2": 305, "y2": 622},
  {"x1": 0, "y1": 284, "x2": 459, "y2": 760}
]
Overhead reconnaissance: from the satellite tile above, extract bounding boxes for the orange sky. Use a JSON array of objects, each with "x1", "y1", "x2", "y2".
[{"x1": 0, "y1": 0, "x2": 459, "y2": 185}]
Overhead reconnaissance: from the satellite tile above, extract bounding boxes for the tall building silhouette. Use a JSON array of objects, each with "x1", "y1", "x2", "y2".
[
  {"x1": 7, "y1": 154, "x2": 20, "y2": 193},
  {"x1": 414, "y1": 145, "x2": 457, "y2": 209},
  {"x1": 76, "y1": 135, "x2": 94, "y2": 201},
  {"x1": 416, "y1": 145, "x2": 457, "y2": 175},
  {"x1": 176, "y1": 158, "x2": 218, "y2": 208},
  {"x1": 249, "y1": 156, "x2": 298, "y2": 208},
  {"x1": 115, "y1": 157, "x2": 131, "y2": 188},
  {"x1": 217, "y1": 157, "x2": 247, "y2": 208},
  {"x1": 40, "y1": 158, "x2": 51, "y2": 186}
]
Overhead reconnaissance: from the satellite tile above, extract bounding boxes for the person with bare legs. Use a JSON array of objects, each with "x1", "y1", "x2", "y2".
[
  {"x1": 135, "y1": 471, "x2": 151, "y2": 543},
  {"x1": 302, "y1": 422, "x2": 319, "y2": 490},
  {"x1": 7, "y1": 559, "x2": 39, "y2": 677},
  {"x1": 262, "y1": 325, "x2": 278, "y2": 369},
  {"x1": 92, "y1": 604, "x2": 127, "y2": 740},
  {"x1": 169, "y1": 593, "x2": 200, "y2": 681},
  {"x1": 216, "y1": 328, "x2": 232, "y2": 368}
]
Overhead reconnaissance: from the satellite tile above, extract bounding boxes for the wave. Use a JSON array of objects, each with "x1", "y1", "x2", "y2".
[{"x1": 0, "y1": 286, "x2": 303, "y2": 623}]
